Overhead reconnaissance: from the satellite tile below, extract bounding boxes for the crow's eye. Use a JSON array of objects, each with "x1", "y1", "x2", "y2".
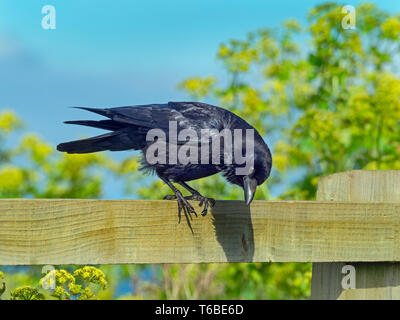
[{"x1": 252, "y1": 166, "x2": 264, "y2": 185}]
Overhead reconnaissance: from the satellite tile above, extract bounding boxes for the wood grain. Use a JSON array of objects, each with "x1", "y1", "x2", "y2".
[
  {"x1": 0, "y1": 193, "x2": 400, "y2": 265},
  {"x1": 311, "y1": 170, "x2": 400, "y2": 300}
]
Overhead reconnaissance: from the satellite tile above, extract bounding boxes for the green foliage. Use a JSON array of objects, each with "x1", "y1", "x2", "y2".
[
  {"x1": 10, "y1": 287, "x2": 45, "y2": 300},
  {"x1": 157, "y1": 263, "x2": 311, "y2": 299},
  {"x1": 0, "y1": 110, "x2": 116, "y2": 199},
  {"x1": 0, "y1": 271, "x2": 5, "y2": 299}
]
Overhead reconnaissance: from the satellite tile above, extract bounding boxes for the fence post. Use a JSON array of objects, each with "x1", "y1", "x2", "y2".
[{"x1": 310, "y1": 170, "x2": 400, "y2": 299}]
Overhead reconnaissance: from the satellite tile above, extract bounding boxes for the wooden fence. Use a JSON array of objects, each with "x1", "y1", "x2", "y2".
[{"x1": 1, "y1": 170, "x2": 400, "y2": 299}]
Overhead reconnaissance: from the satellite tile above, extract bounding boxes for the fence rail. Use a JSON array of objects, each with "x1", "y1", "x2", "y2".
[
  {"x1": 1, "y1": 198, "x2": 399, "y2": 265},
  {"x1": 2, "y1": 170, "x2": 400, "y2": 300}
]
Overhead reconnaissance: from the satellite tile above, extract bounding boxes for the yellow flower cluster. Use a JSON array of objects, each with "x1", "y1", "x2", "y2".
[
  {"x1": 0, "y1": 110, "x2": 22, "y2": 133},
  {"x1": 381, "y1": 17, "x2": 400, "y2": 40},
  {"x1": 119, "y1": 157, "x2": 140, "y2": 174},
  {"x1": 73, "y1": 266, "x2": 107, "y2": 289},
  {"x1": 10, "y1": 286, "x2": 45, "y2": 300},
  {"x1": 77, "y1": 287, "x2": 95, "y2": 300},
  {"x1": 178, "y1": 77, "x2": 215, "y2": 99},
  {"x1": 53, "y1": 285, "x2": 70, "y2": 300},
  {"x1": 40, "y1": 267, "x2": 107, "y2": 300},
  {"x1": 0, "y1": 166, "x2": 24, "y2": 191},
  {"x1": 218, "y1": 44, "x2": 230, "y2": 57},
  {"x1": 217, "y1": 40, "x2": 259, "y2": 73},
  {"x1": 0, "y1": 271, "x2": 5, "y2": 297},
  {"x1": 20, "y1": 134, "x2": 53, "y2": 163},
  {"x1": 39, "y1": 269, "x2": 74, "y2": 300}
]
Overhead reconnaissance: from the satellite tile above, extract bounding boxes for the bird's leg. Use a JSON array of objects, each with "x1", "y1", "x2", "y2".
[
  {"x1": 177, "y1": 181, "x2": 216, "y2": 216},
  {"x1": 159, "y1": 176, "x2": 197, "y2": 226}
]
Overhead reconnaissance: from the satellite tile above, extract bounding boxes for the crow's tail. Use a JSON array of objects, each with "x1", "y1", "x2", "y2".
[
  {"x1": 64, "y1": 119, "x2": 128, "y2": 131},
  {"x1": 57, "y1": 129, "x2": 140, "y2": 154}
]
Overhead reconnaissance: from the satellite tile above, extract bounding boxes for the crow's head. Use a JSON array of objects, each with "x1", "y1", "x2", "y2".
[
  {"x1": 243, "y1": 153, "x2": 272, "y2": 205},
  {"x1": 224, "y1": 139, "x2": 272, "y2": 205},
  {"x1": 228, "y1": 139, "x2": 271, "y2": 206}
]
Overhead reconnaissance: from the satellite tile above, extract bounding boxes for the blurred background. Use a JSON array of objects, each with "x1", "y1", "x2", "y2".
[{"x1": 1, "y1": 0, "x2": 400, "y2": 299}]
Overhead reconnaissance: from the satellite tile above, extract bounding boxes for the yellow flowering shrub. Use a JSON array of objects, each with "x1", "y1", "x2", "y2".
[
  {"x1": 381, "y1": 17, "x2": 400, "y2": 40},
  {"x1": 0, "y1": 110, "x2": 22, "y2": 133},
  {"x1": 39, "y1": 267, "x2": 107, "y2": 300},
  {"x1": 10, "y1": 286, "x2": 45, "y2": 300},
  {"x1": 0, "y1": 271, "x2": 5, "y2": 299}
]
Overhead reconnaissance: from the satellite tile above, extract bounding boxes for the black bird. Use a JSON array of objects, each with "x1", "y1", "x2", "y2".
[{"x1": 57, "y1": 102, "x2": 272, "y2": 221}]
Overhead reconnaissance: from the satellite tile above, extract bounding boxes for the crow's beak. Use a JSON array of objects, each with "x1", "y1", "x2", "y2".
[{"x1": 243, "y1": 176, "x2": 257, "y2": 206}]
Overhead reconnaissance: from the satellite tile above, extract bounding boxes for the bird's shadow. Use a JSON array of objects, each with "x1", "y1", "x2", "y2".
[{"x1": 210, "y1": 200, "x2": 255, "y2": 262}]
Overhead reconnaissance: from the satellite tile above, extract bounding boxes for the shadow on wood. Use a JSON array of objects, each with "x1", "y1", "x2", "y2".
[{"x1": 211, "y1": 201, "x2": 254, "y2": 262}]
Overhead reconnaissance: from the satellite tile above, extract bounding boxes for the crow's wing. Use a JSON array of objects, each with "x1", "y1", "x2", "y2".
[
  {"x1": 75, "y1": 102, "x2": 232, "y2": 145},
  {"x1": 96, "y1": 102, "x2": 225, "y2": 130},
  {"x1": 59, "y1": 101, "x2": 257, "y2": 154}
]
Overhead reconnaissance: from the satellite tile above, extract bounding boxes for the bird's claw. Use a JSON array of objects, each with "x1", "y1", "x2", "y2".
[
  {"x1": 163, "y1": 193, "x2": 215, "y2": 219},
  {"x1": 178, "y1": 196, "x2": 197, "y2": 217},
  {"x1": 170, "y1": 193, "x2": 197, "y2": 226},
  {"x1": 186, "y1": 194, "x2": 216, "y2": 216}
]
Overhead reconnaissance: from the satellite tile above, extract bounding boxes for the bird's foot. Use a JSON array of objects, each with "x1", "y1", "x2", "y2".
[
  {"x1": 185, "y1": 194, "x2": 216, "y2": 216},
  {"x1": 164, "y1": 193, "x2": 197, "y2": 223},
  {"x1": 163, "y1": 193, "x2": 215, "y2": 217}
]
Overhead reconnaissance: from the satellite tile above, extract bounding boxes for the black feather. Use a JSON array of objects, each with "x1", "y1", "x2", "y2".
[
  {"x1": 72, "y1": 106, "x2": 112, "y2": 118},
  {"x1": 64, "y1": 120, "x2": 127, "y2": 131},
  {"x1": 57, "y1": 128, "x2": 144, "y2": 153}
]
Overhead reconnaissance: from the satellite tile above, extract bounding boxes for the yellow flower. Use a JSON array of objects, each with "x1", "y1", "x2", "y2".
[
  {"x1": 74, "y1": 266, "x2": 107, "y2": 289},
  {"x1": 381, "y1": 17, "x2": 400, "y2": 40},
  {"x1": 273, "y1": 154, "x2": 288, "y2": 171},
  {"x1": 218, "y1": 44, "x2": 230, "y2": 57},
  {"x1": 21, "y1": 134, "x2": 53, "y2": 162},
  {"x1": 53, "y1": 286, "x2": 70, "y2": 300},
  {"x1": 0, "y1": 110, "x2": 22, "y2": 133},
  {"x1": 68, "y1": 283, "x2": 82, "y2": 296},
  {"x1": 56, "y1": 269, "x2": 75, "y2": 285},
  {"x1": 119, "y1": 157, "x2": 140, "y2": 174},
  {"x1": 10, "y1": 286, "x2": 45, "y2": 300},
  {"x1": 0, "y1": 166, "x2": 24, "y2": 191},
  {"x1": 178, "y1": 77, "x2": 215, "y2": 98},
  {"x1": 78, "y1": 287, "x2": 95, "y2": 300}
]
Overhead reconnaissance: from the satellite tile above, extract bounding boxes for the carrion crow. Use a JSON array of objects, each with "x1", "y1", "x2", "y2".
[{"x1": 57, "y1": 102, "x2": 272, "y2": 222}]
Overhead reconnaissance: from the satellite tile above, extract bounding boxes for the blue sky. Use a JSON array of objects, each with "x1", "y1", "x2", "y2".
[{"x1": 0, "y1": 0, "x2": 399, "y2": 198}]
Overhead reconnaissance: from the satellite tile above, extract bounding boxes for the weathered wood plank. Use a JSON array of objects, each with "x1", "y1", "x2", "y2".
[
  {"x1": 0, "y1": 197, "x2": 399, "y2": 265},
  {"x1": 311, "y1": 170, "x2": 400, "y2": 300}
]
